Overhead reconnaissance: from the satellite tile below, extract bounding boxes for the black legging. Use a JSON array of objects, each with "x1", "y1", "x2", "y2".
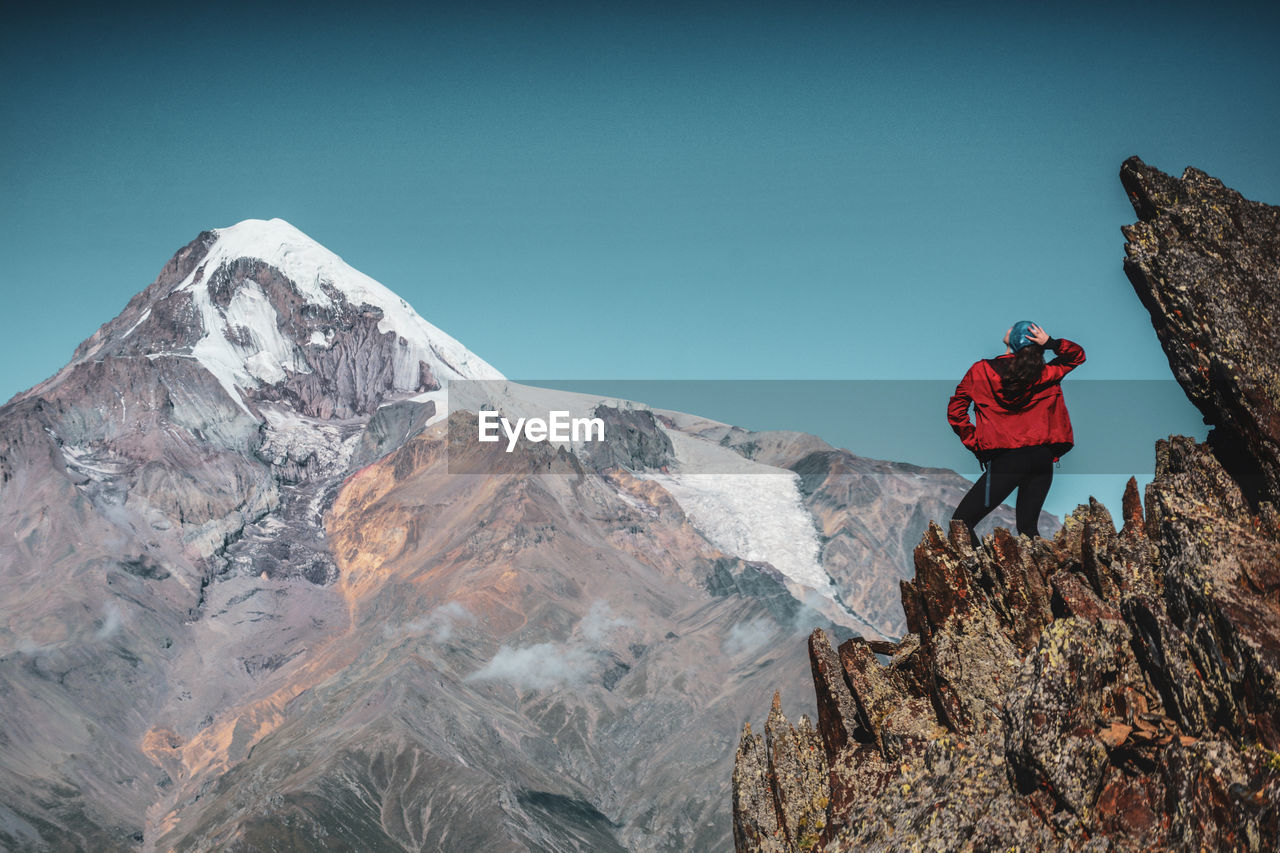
[{"x1": 951, "y1": 444, "x2": 1056, "y2": 545}]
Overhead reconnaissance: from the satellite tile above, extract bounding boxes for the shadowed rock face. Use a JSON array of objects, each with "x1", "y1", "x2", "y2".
[
  {"x1": 1121, "y1": 156, "x2": 1280, "y2": 504},
  {"x1": 732, "y1": 159, "x2": 1280, "y2": 851}
]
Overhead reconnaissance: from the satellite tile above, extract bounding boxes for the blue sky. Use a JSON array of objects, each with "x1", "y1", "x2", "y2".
[{"x1": 2, "y1": 1, "x2": 1277, "y2": 520}]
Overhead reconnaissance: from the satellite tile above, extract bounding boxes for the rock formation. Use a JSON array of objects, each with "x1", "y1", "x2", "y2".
[
  {"x1": 1121, "y1": 156, "x2": 1280, "y2": 505},
  {"x1": 732, "y1": 158, "x2": 1280, "y2": 852}
]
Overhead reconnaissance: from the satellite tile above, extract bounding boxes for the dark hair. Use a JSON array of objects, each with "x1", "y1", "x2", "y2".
[{"x1": 999, "y1": 344, "x2": 1046, "y2": 404}]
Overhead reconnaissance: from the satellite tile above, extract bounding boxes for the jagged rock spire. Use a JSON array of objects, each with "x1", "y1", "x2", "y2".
[{"x1": 1121, "y1": 157, "x2": 1280, "y2": 503}]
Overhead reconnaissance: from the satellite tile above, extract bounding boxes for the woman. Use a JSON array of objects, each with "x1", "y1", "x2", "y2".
[{"x1": 947, "y1": 320, "x2": 1085, "y2": 545}]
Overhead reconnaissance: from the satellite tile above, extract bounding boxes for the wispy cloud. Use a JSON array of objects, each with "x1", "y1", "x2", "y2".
[
  {"x1": 15, "y1": 637, "x2": 58, "y2": 657},
  {"x1": 787, "y1": 590, "x2": 831, "y2": 636},
  {"x1": 575, "y1": 600, "x2": 629, "y2": 645},
  {"x1": 466, "y1": 600, "x2": 627, "y2": 690},
  {"x1": 384, "y1": 601, "x2": 474, "y2": 643},
  {"x1": 722, "y1": 590, "x2": 833, "y2": 658},
  {"x1": 14, "y1": 600, "x2": 128, "y2": 656},
  {"x1": 723, "y1": 616, "x2": 780, "y2": 657},
  {"x1": 94, "y1": 602, "x2": 123, "y2": 641},
  {"x1": 466, "y1": 641, "x2": 597, "y2": 689}
]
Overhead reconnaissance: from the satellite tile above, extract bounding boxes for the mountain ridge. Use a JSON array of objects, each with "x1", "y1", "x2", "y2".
[{"x1": 1, "y1": 217, "x2": 1038, "y2": 851}]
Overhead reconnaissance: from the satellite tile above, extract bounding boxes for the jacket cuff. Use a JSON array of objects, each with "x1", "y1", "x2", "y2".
[{"x1": 1044, "y1": 336, "x2": 1060, "y2": 350}]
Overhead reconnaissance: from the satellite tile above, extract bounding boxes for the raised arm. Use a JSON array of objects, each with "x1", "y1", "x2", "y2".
[
  {"x1": 1040, "y1": 337, "x2": 1085, "y2": 384},
  {"x1": 1024, "y1": 324, "x2": 1084, "y2": 385}
]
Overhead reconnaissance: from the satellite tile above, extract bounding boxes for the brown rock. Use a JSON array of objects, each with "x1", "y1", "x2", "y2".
[
  {"x1": 837, "y1": 639, "x2": 939, "y2": 761},
  {"x1": 1122, "y1": 156, "x2": 1280, "y2": 504},
  {"x1": 732, "y1": 723, "x2": 789, "y2": 853},
  {"x1": 1099, "y1": 723, "x2": 1132, "y2": 749},
  {"x1": 764, "y1": 695, "x2": 828, "y2": 852},
  {"x1": 806, "y1": 629, "x2": 866, "y2": 760},
  {"x1": 1051, "y1": 570, "x2": 1123, "y2": 623}
]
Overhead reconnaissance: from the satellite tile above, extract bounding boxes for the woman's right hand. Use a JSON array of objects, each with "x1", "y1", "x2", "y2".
[{"x1": 1028, "y1": 324, "x2": 1051, "y2": 346}]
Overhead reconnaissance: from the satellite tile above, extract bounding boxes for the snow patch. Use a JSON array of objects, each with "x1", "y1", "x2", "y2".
[
  {"x1": 244, "y1": 351, "x2": 286, "y2": 384},
  {"x1": 638, "y1": 427, "x2": 840, "y2": 602},
  {"x1": 60, "y1": 444, "x2": 130, "y2": 481},
  {"x1": 170, "y1": 218, "x2": 502, "y2": 415},
  {"x1": 121, "y1": 307, "x2": 152, "y2": 340},
  {"x1": 186, "y1": 219, "x2": 501, "y2": 381},
  {"x1": 187, "y1": 277, "x2": 260, "y2": 415},
  {"x1": 224, "y1": 280, "x2": 308, "y2": 383},
  {"x1": 408, "y1": 388, "x2": 450, "y2": 428}
]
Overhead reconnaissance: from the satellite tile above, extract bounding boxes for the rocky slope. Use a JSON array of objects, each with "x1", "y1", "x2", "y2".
[
  {"x1": 0, "y1": 220, "x2": 1035, "y2": 851},
  {"x1": 731, "y1": 158, "x2": 1280, "y2": 851}
]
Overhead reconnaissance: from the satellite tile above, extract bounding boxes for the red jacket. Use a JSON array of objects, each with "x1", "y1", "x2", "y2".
[{"x1": 947, "y1": 338, "x2": 1085, "y2": 459}]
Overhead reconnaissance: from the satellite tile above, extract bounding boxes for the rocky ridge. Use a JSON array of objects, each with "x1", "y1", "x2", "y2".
[{"x1": 731, "y1": 158, "x2": 1280, "y2": 851}]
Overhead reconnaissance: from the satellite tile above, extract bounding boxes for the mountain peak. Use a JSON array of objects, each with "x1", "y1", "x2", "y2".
[
  {"x1": 50, "y1": 220, "x2": 502, "y2": 420},
  {"x1": 201, "y1": 217, "x2": 396, "y2": 311}
]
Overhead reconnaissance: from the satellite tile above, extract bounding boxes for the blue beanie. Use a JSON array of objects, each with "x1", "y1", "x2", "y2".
[{"x1": 1009, "y1": 320, "x2": 1038, "y2": 352}]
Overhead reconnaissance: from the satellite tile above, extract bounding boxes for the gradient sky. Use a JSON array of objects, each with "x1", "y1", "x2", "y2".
[{"x1": 3, "y1": 1, "x2": 1278, "y2": 520}]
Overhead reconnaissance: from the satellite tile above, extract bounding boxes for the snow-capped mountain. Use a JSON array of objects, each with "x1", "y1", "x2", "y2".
[
  {"x1": 0, "y1": 221, "x2": 1040, "y2": 852},
  {"x1": 31, "y1": 218, "x2": 500, "y2": 422}
]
